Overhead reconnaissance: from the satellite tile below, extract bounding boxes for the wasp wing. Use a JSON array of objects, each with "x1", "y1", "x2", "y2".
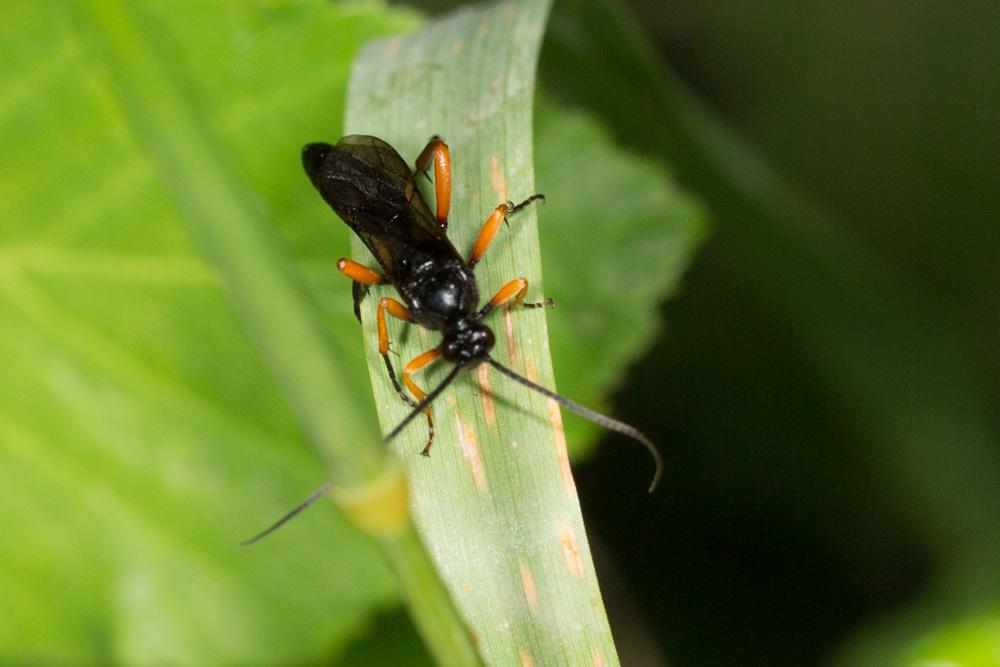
[{"x1": 303, "y1": 136, "x2": 459, "y2": 281}]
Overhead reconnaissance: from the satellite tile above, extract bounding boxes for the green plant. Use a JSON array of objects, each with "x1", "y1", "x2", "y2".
[{"x1": 0, "y1": 0, "x2": 703, "y2": 664}]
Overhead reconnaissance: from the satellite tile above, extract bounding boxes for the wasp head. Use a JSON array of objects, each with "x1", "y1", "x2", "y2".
[{"x1": 441, "y1": 321, "x2": 495, "y2": 366}]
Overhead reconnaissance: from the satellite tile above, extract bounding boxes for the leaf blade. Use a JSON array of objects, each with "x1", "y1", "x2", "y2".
[{"x1": 343, "y1": 2, "x2": 623, "y2": 664}]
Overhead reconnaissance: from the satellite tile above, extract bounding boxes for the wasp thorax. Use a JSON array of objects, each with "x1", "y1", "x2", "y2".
[{"x1": 441, "y1": 321, "x2": 495, "y2": 365}]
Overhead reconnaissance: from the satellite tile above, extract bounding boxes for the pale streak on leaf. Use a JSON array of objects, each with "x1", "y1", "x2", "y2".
[
  {"x1": 546, "y1": 396, "x2": 575, "y2": 496},
  {"x1": 475, "y1": 364, "x2": 497, "y2": 427},
  {"x1": 453, "y1": 402, "x2": 488, "y2": 494},
  {"x1": 490, "y1": 154, "x2": 507, "y2": 201},
  {"x1": 502, "y1": 306, "x2": 519, "y2": 368},
  {"x1": 524, "y1": 356, "x2": 538, "y2": 384},
  {"x1": 384, "y1": 37, "x2": 401, "y2": 58},
  {"x1": 559, "y1": 521, "x2": 585, "y2": 579},
  {"x1": 518, "y1": 562, "x2": 538, "y2": 613}
]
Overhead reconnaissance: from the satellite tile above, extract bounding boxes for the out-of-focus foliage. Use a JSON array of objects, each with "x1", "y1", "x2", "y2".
[
  {"x1": 0, "y1": 0, "x2": 704, "y2": 664},
  {"x1": 0, "y1": 3, "x2": 414, "y2": 664},
  {"x1": 539, "y1": 0, "x2": 1000, "y2": 666},
  {"x1": 10, "y1": 0, "x2": 991, "y2": 662},
  {"x1": 536, "y1": 100, "x2": 706, "y2": 449},
  {"x1": 906, "y1": 613, "x2": 1000, "y2": 667}
]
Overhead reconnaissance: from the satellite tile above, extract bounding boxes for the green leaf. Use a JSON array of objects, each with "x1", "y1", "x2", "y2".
[
  {"x1": 342, "y1": 0, "x2": 702, "y2": 663},
  {"x1": 0, "y1": 0, "x2": 704, "y2": 663},
  {"x1": 347, "y1": 3, "x2": 620, "y2": 664},
  {"x1": 0, "y1": 2, "x2": 416, "y2": 664}
]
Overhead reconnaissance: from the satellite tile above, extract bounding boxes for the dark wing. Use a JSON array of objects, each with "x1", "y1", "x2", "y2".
[{"x1": 303, "y1": 136, "x2": 458, "y2": 280}]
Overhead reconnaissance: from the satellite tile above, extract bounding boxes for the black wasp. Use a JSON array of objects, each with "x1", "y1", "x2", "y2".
[{"x1": 243, "y1": 135, "x2": 661, "y2": 544}]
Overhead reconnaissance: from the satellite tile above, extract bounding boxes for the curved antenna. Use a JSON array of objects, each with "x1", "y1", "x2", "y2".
[
  {"x1": 385, "y1": 364, "x2": 464, "y2": 444},
  {"x1": 486, "y1": 356, "x2": 663, "y2": 492},
  {"x1": 241, "y1": 482, "x2": 332, "y2": 546},
  {"x1": 242, "y1": 365, "x2": 464, "y2": 546}
]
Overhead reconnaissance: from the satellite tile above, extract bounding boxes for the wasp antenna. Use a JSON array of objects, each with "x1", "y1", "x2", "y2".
[
  {"x1": 241, "y1": 482, "x2": 333, "y2": 546},
  {"x1": 485, "y1": 356, "x2": 662, "y2": 492},
  {"x1": 385, "y1": 365, "x2": 464, "y2": 444}
]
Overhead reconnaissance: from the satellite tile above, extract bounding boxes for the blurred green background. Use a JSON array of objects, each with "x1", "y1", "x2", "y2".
[
  {"x1": 2, "y1": 0, "x2": 997, "y2": 665},
  {"x1": 551, "y1": 1, "x2": 1000, "y2": 666}
]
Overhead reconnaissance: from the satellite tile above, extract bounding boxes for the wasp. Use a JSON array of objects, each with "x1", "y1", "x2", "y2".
[{"x1": 243, "y1": 136, "x2": 661, "y2": 544}]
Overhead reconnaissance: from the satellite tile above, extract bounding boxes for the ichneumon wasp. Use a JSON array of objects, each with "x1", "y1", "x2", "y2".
[{"x1": 243, "y1": 135, "x2": 661, "y2": 544}]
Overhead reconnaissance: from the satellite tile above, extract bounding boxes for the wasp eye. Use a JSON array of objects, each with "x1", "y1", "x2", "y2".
[
  {"x1": 440, "y1": 338, "x2": 460, "y2": 363},
  {"x1": 476, "y1": 326, "x2": 495, "y2": 352}
]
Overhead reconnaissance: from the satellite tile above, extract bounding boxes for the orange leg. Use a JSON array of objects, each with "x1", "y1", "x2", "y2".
[
  {"x1": 337, "y1": 258, "x2": 383, "y2": 285},
  {"x1": 374, "y1": 295, "x2": 423, "y2": 411},
  {"x1": 402, "y1": 348, "x2": 442, "y2": 456},
  {"x1": 415, "y1": 136, "x2": 452, "y2": 228},
  {"x1": 377, "y1": 297, "x2": 412, "y2": 355},
  {"x1": 468, "y1": 194, "x2": 545, "y2": 268},
  {"x1": 478, "y1": 276, "x2": 553, "y2": 319},
  {"x1": 337, "y1": 258, "x2": 384, "y2": 323},
  {"x1": 375, "y1": 299, "x2": 436, "y2": 455}
]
